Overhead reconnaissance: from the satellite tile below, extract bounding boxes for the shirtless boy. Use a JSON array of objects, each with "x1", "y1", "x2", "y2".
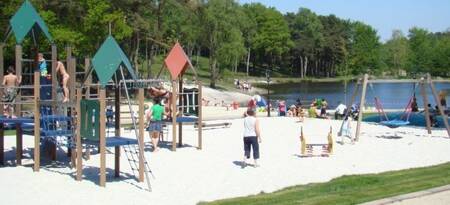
[
  {"x1": 2, "y1": 66, "x2": 21, "y2": 117},
  {"x1": 56, "y1": 61, "x2": 70, "y2": 103}
]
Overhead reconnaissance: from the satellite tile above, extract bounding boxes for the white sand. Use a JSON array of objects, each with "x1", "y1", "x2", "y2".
[{"x1": 1, "y1": 118, "x2": 450, "y2": 205}]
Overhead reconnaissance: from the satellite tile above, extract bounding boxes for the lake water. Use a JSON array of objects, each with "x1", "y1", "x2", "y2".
[{"x1": 261, "y1": 81, "x2": 450, "y2": 109}]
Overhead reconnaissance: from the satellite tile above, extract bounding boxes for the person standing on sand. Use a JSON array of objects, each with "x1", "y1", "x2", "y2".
[
  {"x1": 242, "y1": 109, "x2": 262, "y2": 167},
  {"x1": 146, "y1": 98, "x2": 165, "y2": 152}
]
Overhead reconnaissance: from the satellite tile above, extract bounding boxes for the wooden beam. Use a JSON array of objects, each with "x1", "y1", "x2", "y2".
[
  {"x1": 75, "y1": 88, "x2": 82, "y2": 181},
  {"x1": 355, "y1": 74, "x2": 369, "y2": 141},
  {"x1": 428, "y1": 74, "x2": 450, "y2": 137},
  {"x1": 15, "y1": 45, "x2": 22, "y2": 117},
  {"x1": 197, "y1": 82, "x2": 202, "y2": 150},
  {"x1": 15, "y1": 124, "x2": 22, "y2": 165},
  {"x1": 51, "y1": 45, "x2": 57, "y2": 109},
  {"x1": 69, "y1": 57, "x2": 76, "y2": 101},
  {"x1": 84, "y1": 58, "x2": 91, "y2": 98},
  {"x1": 138, "y1": 88, "x2": 145, "y2": 182},
  {"x1": 0, "y1": 43, "x2": 4, "y2": 117},
  {"x1": 114, "y1": 82, "x2": 120, "y2": 178},
  {"x1": 99, "y1": 89, "x2": 106, "y2": 186},
  {"x1": 171, "y1": 80, "x2": 177, "y2": 151},
  {"x1": 368, "y1": 79, "x2": 420, "y2": 84},
  {"x1": 0, "y1": 43, "x2": 3, "y2": 165},
  {"x1": 178, "y1": 77, "x2": 183, "y2": 147},
  {"x1": 33, "y1": 71, "x2": 40, "y2": 172},
  {"x1": 0, "y1": 123, "x2": 3, "y2": 165},
  {"x1": 419, "y1": 78, "x2": 432, "y2": 134}
]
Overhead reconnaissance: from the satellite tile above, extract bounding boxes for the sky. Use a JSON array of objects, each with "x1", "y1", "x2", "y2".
[{"x1": 238, "y1": 0, "x2": 450, "y2": 41}]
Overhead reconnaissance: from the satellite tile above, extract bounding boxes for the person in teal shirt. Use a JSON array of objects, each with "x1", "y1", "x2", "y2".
[
  {"x1": 38, "y1": 53, "x2": 48, "y2": 76},
  {"x1": 147, "y1": 98, "x2": 165, "y2": 152}
]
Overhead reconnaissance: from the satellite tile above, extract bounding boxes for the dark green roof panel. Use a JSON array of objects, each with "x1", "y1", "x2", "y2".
[
  {"x1": 9, "y1": 0, "x2": 53, "y2": 44},
  {"x1": 92, "y1": 36, "x2": 137, "y2": 87}
]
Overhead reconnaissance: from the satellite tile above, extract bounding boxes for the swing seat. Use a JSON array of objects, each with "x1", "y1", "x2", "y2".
[{"x1": 380, "y1": 119, "x2": 410, "y2": 128}]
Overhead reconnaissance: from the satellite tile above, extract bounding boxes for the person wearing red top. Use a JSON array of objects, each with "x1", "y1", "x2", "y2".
[{"x1": 247, "y1": 98, "x2": 257, "y2": 111}]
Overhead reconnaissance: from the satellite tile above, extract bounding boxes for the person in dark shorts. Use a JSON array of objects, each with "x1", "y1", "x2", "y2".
[
  {"x1": 2, "y1": 66, "x2": 21, "y2": 117},
  {"x1": 147, "y1": 98, "x2": 165, "y2": 152},
  {"x1": 242, "y1": 109, "x2": 262, "y2": 167}
]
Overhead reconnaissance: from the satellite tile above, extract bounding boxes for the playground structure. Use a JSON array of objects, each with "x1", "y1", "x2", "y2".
[
  {"x1": 0, "y1": 1, "x2": 77, "y2": 168},
  {"x1": 299, "y1": 126, "x2": 333, "y2": 157},
  {"x1": 343, "y1": 73, "x2": 450, "y2": 141},
  {"x1": 0, "y1": 1, "x2": 204, "y2": 190},
  {"x1": 156, "y1": 42, "x2": 203, "y2": 151}
]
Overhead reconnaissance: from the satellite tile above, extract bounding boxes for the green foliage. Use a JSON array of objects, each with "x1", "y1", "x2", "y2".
[
  {"x1": 1, "y1": 0, "x2": 449, "y2": 87},
  {"x1": 348, "y1": 21, "x2": 381, "y2": 75},
  {"x1": 382, "y1": 30, "x2": 410, "y2": 76},
  {"x1": 244, "y1": 3, "x2": 293, "y2": 68}
]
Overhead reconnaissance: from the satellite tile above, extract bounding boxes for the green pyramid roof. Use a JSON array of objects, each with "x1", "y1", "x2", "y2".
[
  {"x1": 92, "y1": 36, "x2": 137, "y2": 87},
  {"x1": 9, "y1": 0, "x2": 53, "y2": 44}
]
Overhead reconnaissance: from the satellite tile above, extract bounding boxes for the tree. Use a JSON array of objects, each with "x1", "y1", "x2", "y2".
[
  {"x1": 289, "y1": 8, "x2": 324, "y2": 78},
  {"x1": 244, "y1": 3, "x2": 292, "y2": 74},
  {"x1": 201, "y1": 0, "x2": 245, "y2": 88},
  {"x1": 347, "y1": 21, "x2": 381, "y2": 75},
  {"x1": 408, "y1": 27, "x2": 434, "y2": 75},
  {"x1": 383, "y1": 30, "x2": 409, "y2": 76}
]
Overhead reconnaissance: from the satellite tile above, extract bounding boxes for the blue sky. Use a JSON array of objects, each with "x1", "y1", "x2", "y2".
[{"x1": 238, "y1": 0, "x2": 450, "y2": 41}]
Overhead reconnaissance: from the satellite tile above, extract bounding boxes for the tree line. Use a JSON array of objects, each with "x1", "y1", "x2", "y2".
[{"x1": 1, "y1": 0, "x2": 449, "y2": 87}]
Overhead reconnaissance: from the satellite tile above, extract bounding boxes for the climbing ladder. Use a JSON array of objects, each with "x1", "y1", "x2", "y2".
[{"x1": 119, "y1": 67, "x2": 153, "y2": 191}]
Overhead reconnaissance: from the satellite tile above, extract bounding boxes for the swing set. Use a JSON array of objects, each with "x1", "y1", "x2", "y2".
[{"x1": 340, "y1": 74, "x2": 450, "y2": 142}]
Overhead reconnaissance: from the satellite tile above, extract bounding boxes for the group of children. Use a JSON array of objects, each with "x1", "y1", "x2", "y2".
[{"x1": 1, "y1": 53, "x2": 70, "y2": 118}]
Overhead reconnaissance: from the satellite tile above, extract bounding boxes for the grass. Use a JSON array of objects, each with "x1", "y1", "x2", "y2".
[{"x1": 201, "y1": 162, "x2": 450, "y2": 205}]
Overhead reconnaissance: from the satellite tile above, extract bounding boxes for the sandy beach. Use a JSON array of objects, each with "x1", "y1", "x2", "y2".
[{"x1": 1, "y1": 115, "x2": 449, "y2": 205}]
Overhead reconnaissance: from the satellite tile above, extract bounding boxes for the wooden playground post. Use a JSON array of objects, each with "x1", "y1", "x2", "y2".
[
  {"x1": 84, "y1": 58, "x2": 91, "y2": 98},
  {"x1": 0, "y1": 43, "x2": 3, "y2": 165},
  {"x1": 15, "y1": 45, "x2": 22, "y2": 117},
  {"x1": 0, "y1": 43, "x2": 4, "y2": 116},
  {"x1": 138, "y1": 88, "x2": 145, "y2": 182},
  {"x1": 420, "y1": 78, "x2": 432, "y2": 134},
  {"x1": 171, "y1": 80, "x2": 177, "y2": 151},
  {"x1": 33, "y1": 71, "x2": 40, "y2": 172},
  {"x1": 99, "y1": 89, "x2": 106, "y2": 186},
  {"x1": 114, "y1": 82, "x2": 120, "y2": 178},
  {"x1": 68, "y1": 55, "x2": 75, "y2": 102},
  {"x1": 355, "y1": 74, "x2": 369, "y2": 141},
  {"x1": 178, "y1": 77, "x2": 183, "y2": 147},
  {"x1": 197, "y1": 82, "x2": 203, "y2": 150},
  {"x1": 51, "y1": 45, "x2": 57, "y2": 110},
  {"x1": 428, "y1": 74, "x2": 450, "y2": 137},
  {"x1": 75, "y1": 88, "x2": 82, "y2": 181}
]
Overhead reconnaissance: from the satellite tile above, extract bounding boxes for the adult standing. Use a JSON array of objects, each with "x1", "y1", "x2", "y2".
[
  {"x1": 242, "y1": 109, "x2": 261, "y2": 167},
  {"x1": 146, "y1": 98, "x2": 165, "y2": 152},
  {"x1": 335, "y1": 101, "x2": 347, "y2": 119}
]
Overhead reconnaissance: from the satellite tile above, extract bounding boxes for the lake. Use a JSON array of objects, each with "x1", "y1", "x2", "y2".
[{"x1": 260, "y1": 81, "x2": 450, "y2": 109}]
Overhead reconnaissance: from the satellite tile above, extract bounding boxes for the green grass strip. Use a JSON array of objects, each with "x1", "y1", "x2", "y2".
[{"x1": 201, "y1": 163, "x2": 450, "y2": 205}]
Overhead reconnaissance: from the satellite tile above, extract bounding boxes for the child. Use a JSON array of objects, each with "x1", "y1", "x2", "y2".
[
  {"x1": 2, "y1": 66, "x2": 21, "y2": 117},
  {"x1": 56, "y1": 61, "x2": 70, "y2": 103},
  {"x1": 147, "y1": 98, "x2": 165, "y2": 152},
  {"x1": 242, "y1": 109, "x2": 262, "y2": 167}
]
